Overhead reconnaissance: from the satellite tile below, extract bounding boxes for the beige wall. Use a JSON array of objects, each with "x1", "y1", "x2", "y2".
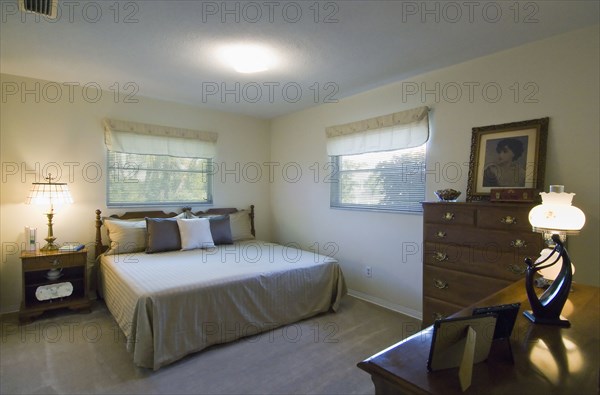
[
  {"x1": 270, "y1": 26, "x2": 600, "y2": 318},
  {"x1": 0, "y1": 75, "x2": 271, "y2": 313}
]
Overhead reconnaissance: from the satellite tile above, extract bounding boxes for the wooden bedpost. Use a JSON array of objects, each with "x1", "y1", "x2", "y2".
[
  {"x1": 95, "y1": 209, "x2": 103, "y2": 259},
  {"x1": 250, "y1": 205, "x2": 255, "y2": 237}
]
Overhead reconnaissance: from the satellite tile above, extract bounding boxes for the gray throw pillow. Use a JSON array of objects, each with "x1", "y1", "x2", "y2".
[
  {"x1": 209, "y1": 215, "x2": 233, "y2": 245},
  {"x1": 145, "y1": 217, "x2": 181, "y2": 253}
]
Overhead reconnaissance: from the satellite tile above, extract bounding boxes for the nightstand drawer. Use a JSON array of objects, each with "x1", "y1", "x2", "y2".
[{"x1": 21, "y1": 252, "x2": 86, "y2": 271}]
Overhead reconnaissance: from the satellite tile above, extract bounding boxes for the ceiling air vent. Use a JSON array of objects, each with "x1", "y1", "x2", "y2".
[{"x1": 19, "y1": 0, "x2": 58, "y2": 19}]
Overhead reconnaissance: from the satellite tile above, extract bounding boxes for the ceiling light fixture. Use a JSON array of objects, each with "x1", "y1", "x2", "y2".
[{"x1": 218, "y1": 44, "x2": 277, "y2": 74}]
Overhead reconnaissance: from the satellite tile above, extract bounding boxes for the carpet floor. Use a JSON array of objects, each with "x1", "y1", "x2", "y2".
[{"x1": 0, "y1": 296, "x2": 421, "y2": 394}]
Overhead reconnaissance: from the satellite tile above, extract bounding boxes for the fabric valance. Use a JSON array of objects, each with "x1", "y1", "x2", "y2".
[
  {"x1": 325, "y1": 106, "x2": 429, "y2": 156},
  {"x1": 103, "y1": 119, "x2": 218, "y2": 158}
]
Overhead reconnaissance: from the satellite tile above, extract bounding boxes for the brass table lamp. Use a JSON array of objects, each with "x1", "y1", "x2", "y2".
[{"x1": 26, "y1": 174, "x2": 73, "y2": 251}]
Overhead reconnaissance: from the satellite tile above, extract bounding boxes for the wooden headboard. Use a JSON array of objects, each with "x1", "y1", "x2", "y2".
[{"x1": 95, "y1": 205, "x2": 255, "y2": 258}]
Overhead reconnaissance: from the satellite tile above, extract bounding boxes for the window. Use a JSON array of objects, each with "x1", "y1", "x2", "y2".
[
  {"x1": 325, "y1": 106, "x2": 429, "y2": 213},
  {"x1": 107, "y1": 151, "x2": 212, "y2": 207},
  {"x1": 103, "y1": 118, "x2": 217, "y2": 207},
  {"x1": 330, "y1": 145, "x2": 426, "y2": 212}
]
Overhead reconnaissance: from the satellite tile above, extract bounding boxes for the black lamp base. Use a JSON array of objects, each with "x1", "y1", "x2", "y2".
[{"x1": 523, "y1": 310, "x2": 570, "y2": 327}]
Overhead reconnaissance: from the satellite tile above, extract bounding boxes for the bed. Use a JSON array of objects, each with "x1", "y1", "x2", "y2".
[{"x1": 94, "y1": 206, "x2": 347, "y2": 370}]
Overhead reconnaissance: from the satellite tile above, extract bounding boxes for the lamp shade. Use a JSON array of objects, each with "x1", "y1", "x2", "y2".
[
  {"x1": 529, "y1": 185, "x2": 585, "y2": 235},
  {"x1": 26, "y1": 179, "x2": 73, "y2": 207}
]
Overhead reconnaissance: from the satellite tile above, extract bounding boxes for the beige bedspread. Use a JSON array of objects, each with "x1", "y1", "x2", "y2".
[{"x1": 99, "y1": 240, "x2": 346, "y2": 369}]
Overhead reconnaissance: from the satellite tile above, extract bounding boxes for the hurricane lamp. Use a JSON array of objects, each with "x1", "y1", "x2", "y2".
[{"x1": 524, "y1": 185, "x2": 585, "y2": 327}]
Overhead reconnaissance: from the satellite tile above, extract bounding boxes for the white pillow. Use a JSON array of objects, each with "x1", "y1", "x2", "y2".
[
  {"x1": 176, "y1": 218, "x2": 215, "y2": 250},
  {"x1": 229, "y1": 210, "x2": 254, "y2": 241},
  {"x1": 103, "y1": 219, "x2": 146, "y2": 255}
]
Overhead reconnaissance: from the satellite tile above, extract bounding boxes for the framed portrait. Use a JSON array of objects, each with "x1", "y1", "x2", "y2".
[{"x1": 466, "y1": 117, "x2": 548, "y2": 201}]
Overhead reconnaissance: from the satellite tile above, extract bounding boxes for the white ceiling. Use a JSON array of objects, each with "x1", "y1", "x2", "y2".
[{"x1": 1, "y1": 0, "x2": 598, "y2": 119}]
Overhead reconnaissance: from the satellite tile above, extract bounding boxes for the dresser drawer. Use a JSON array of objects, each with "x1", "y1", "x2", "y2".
[
  {"x1": 424, "y1": 242, "x2": 530, "y2": 281},
  {"x1": 22, "y1": 252, "x2": 85, "y2": 271},
  {"x1": 422, "y1": 296, "x2": 463, "y2": 328},
  {"x1": 423, "y1": 204, "x2": 475, "y2": 226},
  {"x1": 423, "y1": 265, "x2": 512, "y2": 307},
  {"x1": 476, "y1": 205, "x2": 534, "y2": 231},
  {"x1": 424, "y1": 223, "x2": 474, "y2": 245},
  {"x1": 424, "y1": 224, "x2": 543, "y2": 255}
]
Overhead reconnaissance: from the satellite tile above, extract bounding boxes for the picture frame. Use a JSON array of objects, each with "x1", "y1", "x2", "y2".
[
  {"x1": 427, "y1": 314, "x2": 497, "y2": 372},
  {"x1": 472, "y1": 303, "x2": 520, "y2": 340},
  {"x1": 466, "y1": 117, "x2": 549, "y2": 201}
]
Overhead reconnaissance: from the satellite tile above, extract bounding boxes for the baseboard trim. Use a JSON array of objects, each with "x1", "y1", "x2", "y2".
[
  {"x1": 348, "y1": 289, "x2": 422, "y2": 321},
  {"x1": 0, "y1": 311, "x2": 19, "y2": 323},
  {"x1": 0, "y1": 305, "x2": 20, "y2": 317}
]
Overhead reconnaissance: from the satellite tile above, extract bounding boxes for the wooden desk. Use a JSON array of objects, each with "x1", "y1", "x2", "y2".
[{"x1": 358, "y1": 280, "x2": 599, "y2": 394}]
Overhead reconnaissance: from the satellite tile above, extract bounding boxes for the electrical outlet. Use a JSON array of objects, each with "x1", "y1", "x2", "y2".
[{"x1": 365, "y1": 266, "x2": 372, "y2": 278}]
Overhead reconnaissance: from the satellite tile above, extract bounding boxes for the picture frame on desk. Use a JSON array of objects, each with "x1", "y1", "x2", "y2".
[
  {"x1": 428, "y1": 314, "x2": 498, "y2": 391},
  {"x1": 466, "y1": 117, "x2": 548, "y2": 201},
  {"x1": 472, "y1": 303, "x2": 520, "y2": 341},
  {"x1": 427, "y1": 314, "x2": 497, "y2": 372},
  {"x1": 473, "y1": 302, "x2": 521, "y2": 364}
]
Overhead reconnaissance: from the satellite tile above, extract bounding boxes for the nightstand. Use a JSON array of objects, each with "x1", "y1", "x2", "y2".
[{"x1": 19, "y1": 249, "x2": 91, "y2": 323}]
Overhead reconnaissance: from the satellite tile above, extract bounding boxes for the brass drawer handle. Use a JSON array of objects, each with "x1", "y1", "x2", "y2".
[
  {"x1": 433, "y1": 279, "x2": 448, "y2": 289},
  {"x1": 507, "y1": 264, "x2": 526, "y2": 274},
  {"x1": 510, "y1": 239, "x2": 527, "y2": 248},
  {"x1": 435, "y1": 231, "x2": 447, "y2": 238},
  {"x1": 433, "y1": 252, "x2": 448, "y2": 262},
  {"x1": 442, "y1": 212, "x2": 455, "y2": 221},
  {"x1": 501, "y1": 215, "x2": 517, "y2": 225},
  {"x1": 432, "y1": 312, "x2": 444, "y2": 321}
]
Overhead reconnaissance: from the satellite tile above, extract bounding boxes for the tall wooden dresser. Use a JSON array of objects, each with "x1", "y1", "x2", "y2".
[{"x1": 422, "y1": 202, "x2": 544, "y2": 327}]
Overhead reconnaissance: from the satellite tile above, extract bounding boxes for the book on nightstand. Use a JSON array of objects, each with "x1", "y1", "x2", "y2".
[{"x1": 58, "y1": 242, "x2": 85, "y2": 252}]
